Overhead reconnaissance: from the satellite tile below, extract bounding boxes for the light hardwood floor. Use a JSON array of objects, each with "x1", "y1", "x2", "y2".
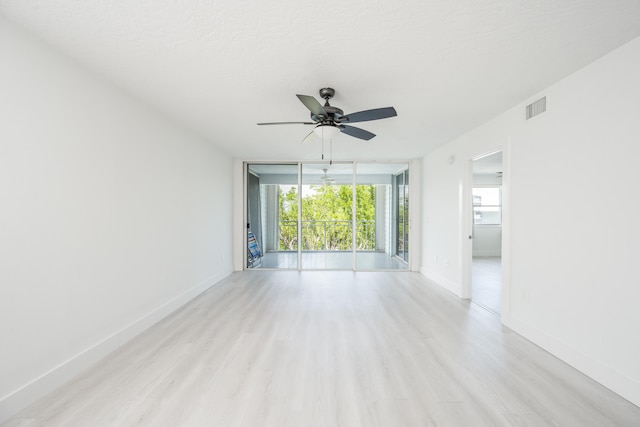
[
  {"x1": 4, "y1": 271, "x2": 640, "y2": 426},
  {"x1": 256, "y1": 252, "x2": 408, "y2": 270},
  {"x1": 472, "y1": 257, "x2": 501, "y2": 315}
]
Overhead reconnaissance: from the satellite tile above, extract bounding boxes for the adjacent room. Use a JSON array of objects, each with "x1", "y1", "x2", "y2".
[
  {"x1": 2, "y1": 1, "x2": 640, "y2": 425},
  {"x1": 471, "y1": 151, "x2": 503, "y2": 315}
]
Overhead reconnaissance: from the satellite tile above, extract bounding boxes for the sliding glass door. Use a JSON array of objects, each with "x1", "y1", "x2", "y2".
[{"x1": 246, "y1": 162, "x2": 409, "y2": 270}]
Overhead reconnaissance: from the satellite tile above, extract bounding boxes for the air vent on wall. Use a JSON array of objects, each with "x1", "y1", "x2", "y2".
[{"x1": 525, "y1": 96, "x2": 546, "y2": 120}]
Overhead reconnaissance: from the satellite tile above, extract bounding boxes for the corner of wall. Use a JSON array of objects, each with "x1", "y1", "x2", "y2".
[
  {"x1": 419, "y1": 267, "x2": 462, "y2": 297},
  {"x1": 505, "y1": 315, "x2": 640, "y2": 407},
  {"x1": 232, "y1": 159, "x2": 245, "y2": 271}
]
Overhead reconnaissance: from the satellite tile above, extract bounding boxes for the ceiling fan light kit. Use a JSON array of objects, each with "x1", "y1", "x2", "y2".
[
  {"x1": 257, "y1": 87, "x2": 397, "y2": 142},
  {"x1": 313, "y1": 124, "x2": 340, "y2": 139}
]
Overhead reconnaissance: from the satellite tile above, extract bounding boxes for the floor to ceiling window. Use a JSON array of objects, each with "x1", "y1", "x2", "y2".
[{"x1": 246, "y1": 162, "x2": 409, "y2": 271}]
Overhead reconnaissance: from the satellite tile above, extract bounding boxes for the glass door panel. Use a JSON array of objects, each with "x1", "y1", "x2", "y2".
[
  {"x1": 355, "y1": 163, "x2": 408, "y2": 270},
  {"x1": 246, "y1": 164, "x2": 298, "y2": 269},
  {"x1": 300, "y1": 163, "x2": 353, "y2": 270},
  {"x1": 403, "y1": 170, "x2": 409, "y2": 262},
  {"x1": 394, "y1": 168, "x2": 409, "y2": 264}
]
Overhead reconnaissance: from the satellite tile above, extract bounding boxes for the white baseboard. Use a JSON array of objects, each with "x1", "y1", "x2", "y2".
[
  {"x1": 504, "y1": 315, "x2": 640, "y2": 407},
  {"x1": 419, "y1": 267, "x2": 462, "y2": 297},
  {"x1": 472, "y1": 251, "x2": 502, "y2": 257},
  {"x1": 420, "y1": 266, "x2": 640, "y2": 407},
  {"x1": 0, "y1": 269, "x2": 232, "y2": 424}
]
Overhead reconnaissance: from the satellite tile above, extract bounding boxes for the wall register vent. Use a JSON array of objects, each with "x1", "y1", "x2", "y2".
[{"x1": 525, "y1": 96, "x2": 546, "y2": 120}]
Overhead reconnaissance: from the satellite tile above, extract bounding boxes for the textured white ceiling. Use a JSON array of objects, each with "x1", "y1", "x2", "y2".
[{"x1": 2, "y1": 1, "x2": 640, "y2": 161}]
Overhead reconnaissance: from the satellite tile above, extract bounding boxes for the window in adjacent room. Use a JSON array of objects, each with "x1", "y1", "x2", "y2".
[{"x1": 473, "y1": 187, "x2": 501, "y2": 225}]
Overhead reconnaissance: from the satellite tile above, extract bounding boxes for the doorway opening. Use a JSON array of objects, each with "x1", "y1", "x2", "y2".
[{"x1": 471, "y1": 151, "x2": 503, "y2": 315}]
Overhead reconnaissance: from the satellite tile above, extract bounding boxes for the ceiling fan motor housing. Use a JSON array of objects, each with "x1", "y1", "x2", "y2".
[
  {"x1": 311, "y1": 87, "x2": 343, "y2": 122},
  {"x1": 312, "y1": 105, "x2": 343, "y2": 123},
  {"x1": 319, "y1": 87, "x2": 335, "y2": 100}
]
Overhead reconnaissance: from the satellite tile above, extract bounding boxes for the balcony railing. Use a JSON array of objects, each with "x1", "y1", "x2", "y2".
[{"x1": 279, "y1": 220, "x2": 375, "y2": 251}]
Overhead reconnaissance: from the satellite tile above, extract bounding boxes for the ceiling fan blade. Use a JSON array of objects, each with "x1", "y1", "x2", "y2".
[
  {"x1": 339, "y1": 125, "x2": 376, "y2": 141},
  {"x1": 301, "y1": 130, "x2": 316, "y2": 144},
  {"x1": 340, "y1": 107, "x2": 397, "y2": 123},
  {"x1": 257, "y1": 121, "x2": 315, "y2": 125},
  {"x1": 296, "y1": 94, "x2": 328, "y2": 119}
]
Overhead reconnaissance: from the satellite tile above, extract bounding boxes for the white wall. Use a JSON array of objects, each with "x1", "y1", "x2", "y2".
[
  {"x1": 472, "y1": 225, "x2": 502, "y2": 257},
  {"x1": 0, "y1": 18, "x2": 233, "y2": 422},
  {"x1": 421, "y1": 35, "x2": 640, "y2": 405}
]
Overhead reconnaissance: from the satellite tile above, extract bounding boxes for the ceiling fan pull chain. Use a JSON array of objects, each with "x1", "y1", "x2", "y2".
[{"x1": 330, "y1": 139, "x2": 333, "y2": 165}]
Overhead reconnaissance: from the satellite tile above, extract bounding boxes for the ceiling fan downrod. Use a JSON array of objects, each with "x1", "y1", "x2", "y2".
[{"x1": 319, "y1": 87, "x2": 335, "y2": 102}]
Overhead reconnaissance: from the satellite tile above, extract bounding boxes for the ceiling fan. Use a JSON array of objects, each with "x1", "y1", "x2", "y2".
[
  {"x1": 320, "y1": 168, "x2": 336, "y2": 185},
  {"x1": 257, "y1": 87, "x2": 397, "y2": 142}
]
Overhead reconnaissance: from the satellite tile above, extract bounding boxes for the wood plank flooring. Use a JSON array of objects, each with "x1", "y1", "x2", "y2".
[
  {"x1": 256, "y1": 252, "x2": 408, "y2": 270},
  {"x1": 472, "y1": 257, "x2": 501, "y2": 315},
  {"x1": 3, "y1": 271, "x2": 640, "y2": 426}
]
